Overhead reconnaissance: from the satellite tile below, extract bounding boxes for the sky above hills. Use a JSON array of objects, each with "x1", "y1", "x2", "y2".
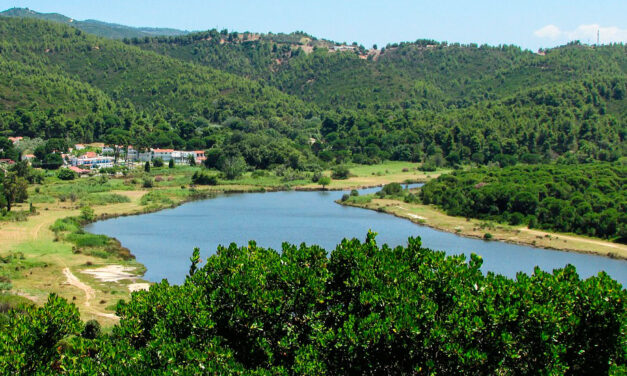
[{"x1": 2, "y1": 0, "x2": 626, "y2": 50}]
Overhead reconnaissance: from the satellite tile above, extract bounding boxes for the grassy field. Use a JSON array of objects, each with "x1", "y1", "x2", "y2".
[
  {"x1": 341, "y1": 191, "x2": 627, "y2": 260},
  {"x1": 0, "y1": 162, "x2": 430, "y2": 325},
  {"x1": 297, "y1": 161, "x2": 449, "y2": 189}
]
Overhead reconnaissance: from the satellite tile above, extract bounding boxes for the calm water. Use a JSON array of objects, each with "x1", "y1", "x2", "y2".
[{"x1": 86, "y1": 186, "x2": 627, "y2": 286}]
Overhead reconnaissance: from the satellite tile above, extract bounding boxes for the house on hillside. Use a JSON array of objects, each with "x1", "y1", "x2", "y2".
[
  {"x1": 152, "y1": 148, "x2": 175, "y2": 162},
  {"x1": 70, "y1": 152, "x2": 114, "y2": 170},
  {"x1": 69, "y1": 166, "x2": 90, "y2": 175},
  {"x1": 21, "y1": 154, "x2": 35, "y2": 164},
  {"x1": 193, "y1": 151, "x2": 206, "y2": 164},
  {"x1": 8, "y1": 137, "x2": 23, "y2": 144},
  {"x1": 103, "y1": 145, "x2": 139, "y2": 161},
  {"x1": 138, "y1": 148, "x2": 206, "y2": 165}
]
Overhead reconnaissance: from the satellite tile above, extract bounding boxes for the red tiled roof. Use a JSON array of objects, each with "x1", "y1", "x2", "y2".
[
  {"x1": 83, "y1": 152, "x2": 98, "y2": 158},
  {"x1": 153, "y1": 149, "x2": 174, "y2": 153},
  {"x1": 69, "y1": 166, "x2": 90, "y2": 173}
]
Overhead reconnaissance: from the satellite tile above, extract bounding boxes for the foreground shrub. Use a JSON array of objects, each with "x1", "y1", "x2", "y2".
[{"x1": 0, "y1": 234, "x2": 624, "y2": 374}]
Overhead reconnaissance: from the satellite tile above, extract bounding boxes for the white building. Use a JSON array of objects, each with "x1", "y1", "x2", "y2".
[
  {"x1": 138, "y1": 149, "x2": 206, "y2": 165},
  {"x1": 71, "y1": 152, "x2": 114, "y2": 169}
]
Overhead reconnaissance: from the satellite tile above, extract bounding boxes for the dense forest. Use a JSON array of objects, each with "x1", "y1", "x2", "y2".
[
  {"x1": 0, "y1": 8, "x2": 188, "y2": 39},
  {"x1": 420, "y1": 163, "x2": 627, "y2": 242},
  {"x1": 0, "y1": 16, "x2": 625, "y2": 168},
  {"x1": 1, "y1": 235, "x2": 625, "y2": 374}
]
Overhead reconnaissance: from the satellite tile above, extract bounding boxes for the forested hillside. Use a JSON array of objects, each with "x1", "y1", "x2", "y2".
[
  {"x1": 0, "y1": 18, "x2": 320, "y2": 166},
  {"x1": 133, "y1": 32, "x2": 626, "y2": 108},
  {"x1": 0, "y1": 15, "x2": 625, "y2": 168},
  {"x1": 0, "y1": 8, "x2": 188, "y2": 39}
]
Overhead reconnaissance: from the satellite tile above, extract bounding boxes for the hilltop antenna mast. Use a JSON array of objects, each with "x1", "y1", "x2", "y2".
[{"x1": 597, "y1": 29, "x2": 600, "y2": 46}]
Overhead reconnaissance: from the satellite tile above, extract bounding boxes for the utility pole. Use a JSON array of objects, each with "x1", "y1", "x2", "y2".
[{"x1": 597, "y1": 29, "x2": 600, "y2": 46}]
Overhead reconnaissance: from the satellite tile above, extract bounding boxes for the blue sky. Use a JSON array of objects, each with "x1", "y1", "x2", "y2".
[{"x1": 2, "y1": 0, "x2": 626, "y2": 50}]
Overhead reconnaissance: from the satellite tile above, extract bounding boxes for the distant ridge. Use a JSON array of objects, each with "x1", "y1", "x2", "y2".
[{"x1": 0, "y1": 7, "x2": 189, "y2": 39}]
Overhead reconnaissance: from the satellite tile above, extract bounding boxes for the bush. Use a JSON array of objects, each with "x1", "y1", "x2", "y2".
[
  {"x1": 144, "y1": 161, "x2": 150, "y2": 172},
  {"x1": 152, "y1": 158, "x2": 164, "y2": 168},
  {"x1": 508, "y1": 212, "x2": 525, "y2": 226},
  {"x1": 50, "y1": 217, "x2": 80, "y2": 234},
  {"x1": 57, "y1": 168, "x2": 76, "y2": 181},
  {"x1": 340, "y1": 194, "x2": 350, "y2": 202},
  {"x1": 331, "y1": 165, "x2": 350, "y2": 179},
  {"x1": 483, "y1": 232, "x2": 493, "y2": 240},
  {"x1": 82, "y1": 319, "x2": 101, "y2": 339},
  {"x1": 420, "y1": 162, "x2": 437, "y2": 172},
  {"x1": 350, "y1": 190, "x2": 359, "y2": 197},
  {"x1": 192, "y1": 171, "x2": 218, "y2": 185},
  {"x1": 65, "y1": 233, "x2": 109, "y2": 247},
  {"x1": 80, "y1": 206, "x2": 95, "y2": 222},
  {"x1": 311, "y1": 171, "x2": 323, "y2": 183},
  {"x1": 379, "y1": 182, "x2": 403, "y2": 196},
  {"x1": 140, "y1": 191, "x2": 174, "y2": 206},
  {"x1": 142, "y1": 178, "x2": 154, "y2": 188},
  {"x1": 168, "y1": 159, "x2": 175, "y2": 168}
]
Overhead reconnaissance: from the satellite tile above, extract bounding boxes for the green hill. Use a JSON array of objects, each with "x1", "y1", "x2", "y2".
[
  {"x1": 0, "y1": 7, "x2": 188, "y2": 39},
  {"x1": 131, "y1": 32, "x2": 626, "y2": 110},
  {"x1": 0, "y1": 15, "x2": 625, "y2": 168},
  {"x1": 0, "y1": 17, "x2": 319, "y2": 165}
]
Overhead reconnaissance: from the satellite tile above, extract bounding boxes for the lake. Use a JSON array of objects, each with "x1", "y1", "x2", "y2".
[{"x1": 85, "y1": 186, "x2": 627, "y2": 286}]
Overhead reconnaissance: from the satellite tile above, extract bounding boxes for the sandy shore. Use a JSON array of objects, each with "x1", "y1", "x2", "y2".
[{"x1": 341, "y1": 198, "x2": 627, "y2": 260}]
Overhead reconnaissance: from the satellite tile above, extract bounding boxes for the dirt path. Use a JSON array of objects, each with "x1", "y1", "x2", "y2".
[
  {"x1": 63, "y1": 267, "x2": 118, "y2": 320},
  {"x1": 33, "y1": 220, "x2": 45, "y2": 238},
  {"x1": 63, "y1": 267, "x2": 94, "y2": 307},
  {"x1": 520, "y1": 228, "x2": 627, "y2": 251}
]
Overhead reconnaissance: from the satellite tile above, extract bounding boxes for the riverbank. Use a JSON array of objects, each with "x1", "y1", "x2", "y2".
[
  {"x1": 340, "y1": 196, "x2": 627, "y2": 260},
  {"x1": 0, "y1": 161, "x2": 432, "y2": 324}
]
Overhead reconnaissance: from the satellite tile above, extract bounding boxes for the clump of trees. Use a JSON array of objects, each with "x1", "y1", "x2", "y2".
[
  {"x1": 57, "y1": 168, "x2": 76, "y2": 181},
  {"x1": 0, "y1": 171, "x2": 28, "y2": 212},
  {"x1": 191, "y1": 171, "x2": 218, "y2": 185},
  {"x1": 0, "y1": 233, "x2": 624, "y2": 374},
  {"x1": 420, "y1": 162, "x2": 626, "y2": 242}
]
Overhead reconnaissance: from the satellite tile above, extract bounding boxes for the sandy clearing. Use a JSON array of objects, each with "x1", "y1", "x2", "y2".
[
  {"x1": 128, "y1": 283, "x2": 151, "y2": 292},
  {"x1": 81, "y1": 264, "x2": 139, "y2": 282},
  {"x1": 395, "y1": 206, "x2": 426, "y2": 220},
  {"x1": 15, "y1": 290, "x2": 39, "y2": 303}
]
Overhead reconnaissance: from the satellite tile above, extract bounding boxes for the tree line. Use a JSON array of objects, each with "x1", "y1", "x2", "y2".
[{"x1": 420, "y1": 162, "x2": 626, "y2": 242}]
